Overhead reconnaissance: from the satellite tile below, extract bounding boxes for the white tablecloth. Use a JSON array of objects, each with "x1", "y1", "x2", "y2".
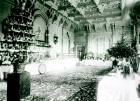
[
  {"x1": 97, "y1": 73, "x2": 140, "y2": 101},
  {"x1": 25, "y1": 58, "x2": 78, "y2": 75}
]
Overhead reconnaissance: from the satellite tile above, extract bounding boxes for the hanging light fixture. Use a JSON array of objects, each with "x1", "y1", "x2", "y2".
[{"x1": 53, "y1": 34, "x2": 58, "y2": 44}]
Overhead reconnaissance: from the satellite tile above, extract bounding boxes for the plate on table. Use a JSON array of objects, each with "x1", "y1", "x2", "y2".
[{"x1": 38, "y1": 63, "x2": 46, "y2": 74}]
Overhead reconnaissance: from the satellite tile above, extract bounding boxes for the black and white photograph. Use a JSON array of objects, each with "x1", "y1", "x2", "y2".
[{"x1": 0, "y1": 0, "x2": 140, "y2": 101}]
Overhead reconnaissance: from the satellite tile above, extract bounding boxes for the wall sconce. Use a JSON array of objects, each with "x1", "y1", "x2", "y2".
[{"x1": 53, "y1": 34, "x2": 58, "y2": 44}]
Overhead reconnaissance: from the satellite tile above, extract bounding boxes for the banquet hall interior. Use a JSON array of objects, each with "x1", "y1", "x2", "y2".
[{"x1": 0, "y1": 0, "x2": 140, "y2": 101}]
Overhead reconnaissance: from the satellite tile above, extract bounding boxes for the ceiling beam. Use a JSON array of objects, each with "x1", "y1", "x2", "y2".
[
  {"x1": 89, "y1": 16, "x2": 122, "y2": 23},
  {"x1": 74, "y1": 10, "x2": 121, "y2": 20},
  {"x1": 103, "y1": 8, "x2": 121, "y2": 12},
  {"x1": 85, "y1": 9, "x2": 100, "y2": 15},
  {"x1": 106, "y1": 16, "x2": 122, "y2": 22},
  {"x1": 77, "y1": 1, "x2": 96, "y2": 8},
  {"x1": 91, "y1": 18, "x2": 106, "y2": 23},
  {"x1": 79, "y1": 20, "x2": 89, "y2": 24},
  {"x1": 99, "y1": 0, "x2": 120, "y2": 4}
]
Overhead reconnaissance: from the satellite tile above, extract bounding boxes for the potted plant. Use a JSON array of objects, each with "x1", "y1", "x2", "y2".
[{"x1": 11, "y1": 53, "x2": 25, "y2": 73}]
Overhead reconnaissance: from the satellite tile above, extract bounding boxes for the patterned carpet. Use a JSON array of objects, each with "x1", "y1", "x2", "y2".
[
  {"x1": 0, "y1": 67, "x2": 112, "y2": 101},
  {"x1": 67, "y1": 81, "x2": 97, "y2": 101}
]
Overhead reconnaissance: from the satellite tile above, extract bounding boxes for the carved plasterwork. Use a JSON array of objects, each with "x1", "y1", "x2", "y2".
[{"x1": 38, "y1": 0, "x2": 122, "y2": 25}]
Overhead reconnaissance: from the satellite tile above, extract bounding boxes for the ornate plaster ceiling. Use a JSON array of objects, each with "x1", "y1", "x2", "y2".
[
  {"x1": 5, "y1": 0, "x2": 129, "y2": 27},
  {"x1": 40, "y1": 0, "x2": 122, "y2": 25}
]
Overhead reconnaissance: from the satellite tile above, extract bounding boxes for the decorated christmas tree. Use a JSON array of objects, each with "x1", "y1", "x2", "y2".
[{"x1": 107, "y1": 35, "x2": 137, "y2": 58}]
